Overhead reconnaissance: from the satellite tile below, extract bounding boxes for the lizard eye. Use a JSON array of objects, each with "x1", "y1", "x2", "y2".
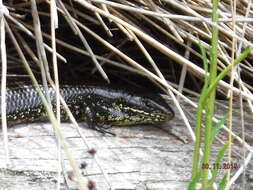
[{"x1": 143, "y1": 99, "x2": 153, "y2": 107}]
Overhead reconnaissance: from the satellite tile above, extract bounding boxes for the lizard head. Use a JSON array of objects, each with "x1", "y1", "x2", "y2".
[{"x1": 99, "y1": 93, "x2": 175, "y2": 126}]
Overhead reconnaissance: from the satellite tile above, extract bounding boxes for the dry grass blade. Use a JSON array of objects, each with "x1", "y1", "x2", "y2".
[
  {"x1": 56, "y1": 0, "x2": 110, "y2": 83},
  {"x1": 0, "y1": 7, "x2": 9, "y2": 166},
  {"x1": 5, "y1": 20, "x2": 89, "y2": 190}
]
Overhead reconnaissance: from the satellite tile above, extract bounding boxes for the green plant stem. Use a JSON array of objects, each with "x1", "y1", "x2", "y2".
[
  {"x1": 192, "y1": 45, "x2": 252, "y2": 173},
  {"x1": 192, "y1": 0, "x2": 219, "y2": 182},
  {"x1": 193, "y1": 45, "x2": 252, "y2": 188},
  {"x1": 192, "y1": 102, "x2": 203, "y2": 177},
  {"x1": 201, "y1": 0, "x2": 219, "y2": 188},
  {"x1": 192, "y1": 42, "x2": 210, "y2": 177},
  {"x1": 201, "y1": 46, "x2": 252, "y2": 105}
]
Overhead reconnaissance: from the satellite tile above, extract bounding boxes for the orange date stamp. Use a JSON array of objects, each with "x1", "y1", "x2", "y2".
[{"x1": 202, "y1": 163, "x2": 240, "y2": 170}]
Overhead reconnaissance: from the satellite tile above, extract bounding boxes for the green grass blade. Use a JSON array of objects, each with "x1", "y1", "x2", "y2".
[
  {"x1": 201, "y1": 0, "x2": 219, "y2": 187},
  {"x1": 195, "y1": 46, "x2": 252, "y2": 181},
  {"x1": 199, "y1": 42, "x2": 209, "y2": 88},
  {"x1": 217, "y1": 173, "x2": 228, "y2": 190},
  {"x1": 200, "y1": 46, "x2": 253, "y2": 106},
  {"x1": 199, "y1": 42, "x2": 210, "y2": 103},
  {"x1": 188, "y1": 171, "x2": 201, "y2": 190},
  {"x1": 208, "y1": 134, "x2": 236, "y2": 189},
  {"x1": 208, "y1": 142, "x2": 229, "y2": 189},
  {"x1": 210, "y1": 114, "x2": 228, "y2": 144},
  {"x1": 192, "y1": 43, "x2": 210, "y2": 176}
]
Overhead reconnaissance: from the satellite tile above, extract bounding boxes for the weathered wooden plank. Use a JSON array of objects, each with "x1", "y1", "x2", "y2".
[{"x1": 0, "y1": 100, "x2": 252, "y2": 189}]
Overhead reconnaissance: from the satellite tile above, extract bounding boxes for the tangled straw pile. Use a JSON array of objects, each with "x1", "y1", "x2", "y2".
[
  {"x1": 2, "y1": 1, "x2": 253, "y2": 95},
  {"x1": 1, "y1": 0, "x2": 253, "y2": 189}
]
